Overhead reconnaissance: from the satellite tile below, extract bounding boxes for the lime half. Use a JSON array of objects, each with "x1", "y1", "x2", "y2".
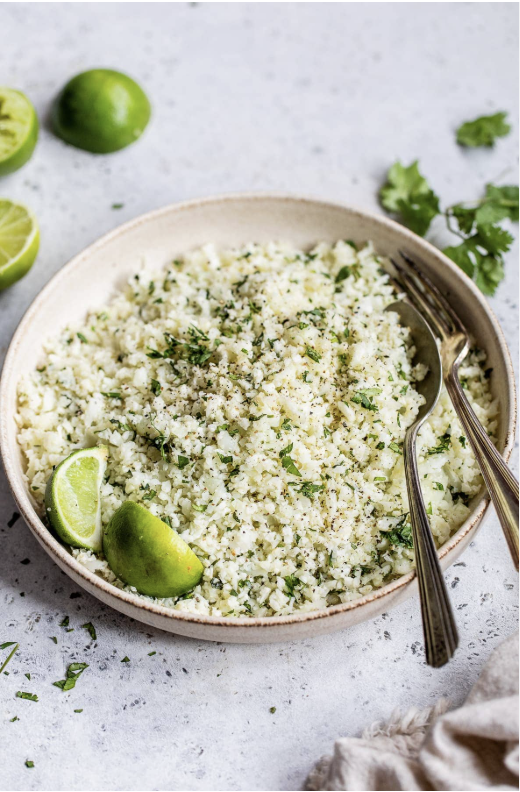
[
  {"x1": 103, "y1": 501, "x2": 203, "y2": 598},
  {"x1": 0, "y1": 88, "x2": 39, "y2": 176},
  {"x1": 0, "y1": 200, "x2": 39, "y2": 291},
  {"x1": 45, "y1": 446, "x2": 108, "y2": 552},
  {"x1": 52, "y1": 69, "x2": 151, "y2": 154}
]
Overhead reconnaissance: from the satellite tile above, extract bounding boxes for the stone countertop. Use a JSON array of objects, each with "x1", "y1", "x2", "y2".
[{"x1": 0, "y1": 4, "x2": 518, "y2": 791}]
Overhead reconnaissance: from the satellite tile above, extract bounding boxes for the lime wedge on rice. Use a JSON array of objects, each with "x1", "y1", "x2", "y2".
[
  {"x1": 0, "y1": 87, "x2": 39, "y2": 176},
  {"x1": 45, "y1": 446, "x2": 108, "y2": 552},
  {"x1": 0, "y1": 199, "x2": 40, "y2": 291}
]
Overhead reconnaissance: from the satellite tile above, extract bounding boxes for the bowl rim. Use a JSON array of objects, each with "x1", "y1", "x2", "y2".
[{"x1": 1, "y1": 190, "x2": 516, "y2": 630}]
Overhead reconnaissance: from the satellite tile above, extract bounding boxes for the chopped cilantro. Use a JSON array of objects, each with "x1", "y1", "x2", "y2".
[
  {"x1": 150, "y1": 379, "x2": 162, "y2": 396},
  {"x1": 16, "y1": 691, "x2": 38, "y2": 702},
  {"x1": 383, "y1": 514, "x2": 413, "y2": 548},
  {"x1": 25, "y1": 760, "x2": 34, "y2": 768},
  {"x1": 81, "y1": 622, "x2": 97, "y2": 640},
  {"x1": 177, "y1": 455, "x2": 190, "y2": 470},
  {"x1": 284, "y1": 575, "x2": 300, "y2": 597},
  {"x1": 53, "y1": 662, "x2": 88, "y2": 691},
  {"x1": 433, "y1": 482, "x2": 444, "y2": 491},
  {"x1": 293, "y1": 481, "x2": 324, "y2": 500},
  {"x1": 459, "y1": 435, "x2": 467, "y2": 448},
  {"x1": 279, "y1": 442, "x2": 293, "y2": 458},
  {"x1": 76, "y1": 332, "x2": 88, "y2": 344},
  {"x1": 305, "y1": 346, "x2": 321, "y2": 363},
  {"x1": 270, "y1": 706, "x2": 276, "y2": 714},
  {"x1": 281, "y1": 455, "x2": 301, "y2": 477},
  {"x1": 335, "y1": 265, "x2": 351, "y2": 283},
  {"x1": 192, "y1": 503, "x2": 208, "y2": 512},
  {"x1": 218, "y1": 453, "x2": 233, "y2": 464},
  {"x1": 427, "y1": 432, "x2": 451, "y2": 455},
  {"x1": 121, "y1": 657, "x2": 130, "y2": 663}
]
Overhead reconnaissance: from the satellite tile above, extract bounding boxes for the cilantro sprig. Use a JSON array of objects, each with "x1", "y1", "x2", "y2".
[{"x1": 380, "y1": 159, "x2": 518, "y2": 295}]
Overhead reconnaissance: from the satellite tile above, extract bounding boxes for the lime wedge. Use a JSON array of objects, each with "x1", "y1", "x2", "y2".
[
  {"x1": 45, "y1": 446, "x2": 108, "y2": 552},
  {"x1": 0, "y1": 200, "x2": 40, "y2": 291},
  {"x1": 0, "y1": 88, "x2": 39, "y2": 176},
  {"x1": 103, "y1": 502, "x2": 203, "y2": 598}
]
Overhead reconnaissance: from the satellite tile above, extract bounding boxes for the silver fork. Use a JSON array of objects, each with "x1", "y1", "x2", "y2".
[{"x1": 391, "y1": 251, "x2": 519, "y2": 570}]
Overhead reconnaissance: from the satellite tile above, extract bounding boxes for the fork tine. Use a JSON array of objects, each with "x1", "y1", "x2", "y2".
[
  {"x1": 390, "y1": 258, "x2": 451, "y2": 343},
  {"x1": 399, "y1": 250, "x2": 467, "y2": 336}
]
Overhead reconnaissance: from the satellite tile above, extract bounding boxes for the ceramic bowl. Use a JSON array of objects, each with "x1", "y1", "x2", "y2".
[{"x1": 0, "y1": 194, "x2": 516, "y2": 643}]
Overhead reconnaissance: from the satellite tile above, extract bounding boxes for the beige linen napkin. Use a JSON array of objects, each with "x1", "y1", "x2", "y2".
[{"x1": 307, "y1": 633, "x2": 519, "y2": 791}]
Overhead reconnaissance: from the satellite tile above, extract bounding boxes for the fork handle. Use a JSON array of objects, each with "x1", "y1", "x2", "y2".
[
  {"x1": 404, "y1": 429, "x2": 459, "y2": 667},
  {"x1": 445, "y1": 369, "x2": 519, "y2": 570}
]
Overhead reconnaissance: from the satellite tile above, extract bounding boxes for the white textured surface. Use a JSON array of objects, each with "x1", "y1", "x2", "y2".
[{"x1": 0, "y1": 4, "x2": 518, "y2": 791}]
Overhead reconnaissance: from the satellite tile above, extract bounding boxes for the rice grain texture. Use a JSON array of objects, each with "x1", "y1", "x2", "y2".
[{"x1": 16, "y1": 241, "x2": 496, "y2": 616}]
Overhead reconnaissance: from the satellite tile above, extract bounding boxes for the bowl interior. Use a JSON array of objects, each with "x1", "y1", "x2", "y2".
[{"x1": 0, "y1": 193, "x2": 515, "y2": 629}]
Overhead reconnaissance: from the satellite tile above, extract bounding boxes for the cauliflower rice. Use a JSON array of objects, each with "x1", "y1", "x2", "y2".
[{"x1": 16, "y1": 240, "x2": 497, "y2": 617}]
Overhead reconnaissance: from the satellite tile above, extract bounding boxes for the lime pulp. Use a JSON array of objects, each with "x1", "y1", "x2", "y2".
[
  {"x1": 0, "y1": 88, "x2": 39, "y2": 176},
  {"x1": 0, "y1": 200, "x2": 39, "y2": 291},
  {"x1": 45, "y1": 446, "x2": 108, "y2": 552}
]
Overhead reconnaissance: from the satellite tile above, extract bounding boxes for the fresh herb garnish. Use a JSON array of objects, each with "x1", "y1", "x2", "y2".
[
  {"x1": 305, "y1": 346, "x2": 321, "y2": 363},
  {"x1": 121, "y1": 657, "x2": 130, "y2": 663},
  {"x1": 292, "y1": 481, "x2": 324, "y2": 500},
  {"x1": 427, "y1": 432, "x2": 452, "y2": 455},
  {"x1": 218, "y1": 453, "x2": 233, "y2": 464},
  {"x1": 81, "y1": 622, "x2": 97, "y2": 641},
  {"x1": 53, "y1": 662, "x2": 88, "y2": 691},
  {"x1": 101, "y1": 392, "x2": 123, "y2": 400},
  {"x1": 281, "y1": 451, "x2": 301, "y2": 477},
  {"x1": 335, "y1": 265, "x2": 351, "y2": 283},
  {"x1": 25, "y1": 760, "x2": 34, "y2": 768},
  {"x1": 0, "y1": 642, "x2": 19, "y2": 674},
  {"x1": 383, "y1": 514, "x2": 413, "y2": 548},
  {"x1": 351, "y1": 388, "x2": 381, "y2": 411},
  {"x1": 284, "y1": 574, "x2": 300, "y2": 597},
  {"x1": 77, "y1": 332, "x2": 88, "y2": 344},
  {"x1": 192, "y1": 503, "x2": 208, "y2": 512},
  {"x1": 456, "y1": 112, "x2": 510, "y2": 148},
  {"x1": 177, "y1": 455, "x2": 190, "y2": 470},
  {"x1": 379, "y1": 160, "x2": 440, "y2": 236},
  {"x1": 150, "y1": 379, "x2": 162, "y2": 396},
  {"x1": 380, "y1": 158, "x2": 518, "y2": 295},
  {"x1": 16, "y1": 691, "x2": 38, "y2": 702}
]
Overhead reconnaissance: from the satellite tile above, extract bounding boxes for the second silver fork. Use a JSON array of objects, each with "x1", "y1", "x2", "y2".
[{"x1": 392, "y1": 251, "x2": 519, "y2": 570}]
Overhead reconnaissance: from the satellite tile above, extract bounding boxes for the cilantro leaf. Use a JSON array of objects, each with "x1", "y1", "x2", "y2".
[
  {"x1": 476, "y1": 184, "x2": 519, "y2": 224},
  {"x1": 379, "y1": 161, "x2": 440, "y2": 236},
  {"x1": 456, "y1": 112, "x2": 510, "y2": 148},
  {"x1": 443, "y1": 226, "x2": 510, "y2": 296}
]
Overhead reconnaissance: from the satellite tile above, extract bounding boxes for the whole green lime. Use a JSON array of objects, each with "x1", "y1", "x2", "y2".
[
  {"x1": 103, "y1": 501, "x2": 203, "y2": 598},
  {"x1": 52, "y1": 69, "x2": 151, "y2": 154}
]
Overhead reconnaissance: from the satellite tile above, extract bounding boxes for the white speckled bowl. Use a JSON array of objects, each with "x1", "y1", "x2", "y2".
[{"x1": 0, "y1": 194, "x2": 516, "y2": 642}]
